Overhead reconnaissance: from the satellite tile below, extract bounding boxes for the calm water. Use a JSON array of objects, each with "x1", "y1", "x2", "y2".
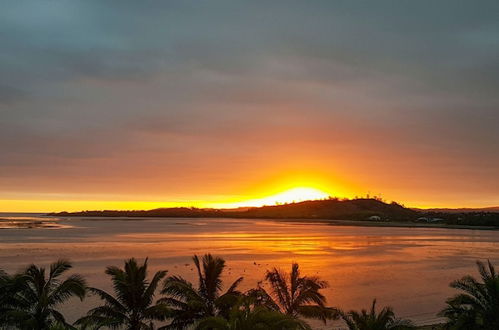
[{"x1": 1, "y1": 214, "x2": 498, "y2": 328}]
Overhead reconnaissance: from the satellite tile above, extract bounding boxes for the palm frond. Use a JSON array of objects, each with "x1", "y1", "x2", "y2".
[
  {"x1": 201, "y1": 254, "x2": 225, "y2": 302},
  {"x1": 226, "y1": 276, "x2": 243, "y2": 294},
  {"x1": 247, "y1": 287, "x2": 280, "y2": 311},
  {"x1": 49, "y1": 259, "x2": 72, "y2": 281},
  {"x1": 88, "y1": 287, "x2": 127, "y2": 313},
  {"x1": 162, "y1": 275, "x2": 201, "y2": 301},
  {"x1": 143, "y1": 269, "x2": 168, "y2": 307},
  {"x1": 296, "y1": 305, "x2": 338, "y2": 323},
  {"x1": 266, "y1": 267, "x2": 292, "y2": 312},
  {"x1": 49, "y1": 274, "x2": 87, "y2": 305}
]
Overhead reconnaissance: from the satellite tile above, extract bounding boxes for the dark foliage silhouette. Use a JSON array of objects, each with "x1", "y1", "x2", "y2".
[
  {"x1": 0, "y1": 259, "x2": 86, "y2": 330},
  {"x1": 158, "y1": 254, "x2": 243, "y2": 330},
  {"x1": 439, "y1": 260, "x2": 499, "y2": 330},
  {"x1": 194, "y1": 296, "x2": 312, "y2": 330},
  {"x1": 248, "y1": 263, "x2": 337, "y2": 323},
  {"x1": 76, "y1": 258, "x2": 168, "y2": 330},
  {"x1": 340, "y1": 299, "x2": 415, "y2": 330}
]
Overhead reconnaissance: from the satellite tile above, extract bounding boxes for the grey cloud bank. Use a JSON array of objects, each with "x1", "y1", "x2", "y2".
[{"x1": 1, "y1": 0, "x2": 498, "y2": 204}]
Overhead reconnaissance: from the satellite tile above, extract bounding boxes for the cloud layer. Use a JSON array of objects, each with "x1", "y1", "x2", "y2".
[{"x1": 1, "y1": 0, "x2": 498, "y2": 208}]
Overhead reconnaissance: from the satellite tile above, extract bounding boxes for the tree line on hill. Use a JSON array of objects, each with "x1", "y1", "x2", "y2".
[
  {"x1": 1, "y1": 255, "x2": 498, "y2": 329},
  {"x1": 49, "y1": 198, "x2": 499, "y2": 227}
]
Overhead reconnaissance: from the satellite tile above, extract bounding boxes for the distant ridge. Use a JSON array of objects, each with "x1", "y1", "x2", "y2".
[
  {"x1": 415, "y1": 207, "x2": 499, "y2": 213},
  {"x1": 48, "y1": 198, "x2": 417, "y2": 221},
  {"x1": 48, "y1": 198, "x2": 499, "y2": 227}
]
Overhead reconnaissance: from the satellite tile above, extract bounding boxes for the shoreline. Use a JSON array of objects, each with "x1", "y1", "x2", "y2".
[
  {"x1": 273, "y1": 218, "x2": 499, "y2": 231},
  {"x1": 50, "y1": 215, "x2": 499, "y2": 231}
]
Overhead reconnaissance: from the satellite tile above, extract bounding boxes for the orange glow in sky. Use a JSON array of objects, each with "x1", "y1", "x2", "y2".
[
  {"x1": 0, "y1": 172, "x2": 496, "y2": 213},
  {"x1": 0, "y1": 186, "x2": 333, "y2": 213},
  {"x1": 214, "y1": 187, "x2": 331, "y2": 208}
]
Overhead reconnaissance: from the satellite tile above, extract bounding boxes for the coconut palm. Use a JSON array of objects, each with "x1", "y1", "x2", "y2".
[
  {"x1": 249, "y1": 263, "x2": 337, "y2": 323},
  {"x1": 76, "y1": 258, "x2": 168, "y2": 330},
  {"x1": 0, "y1": 259, "x2": 87, "y2": 330},
  {"x1": 158, "y1": 254, "x2": 243, "y2": 330},
  {"x1": 195, "y1": 297, "x2": 312, "y2": 330},
  {"x1": 0, "y1": 268, "x2": 38, "y2": 326},
  {"x1": 340, "y1": 299, "x2": 415, "y2": 330},
  {"x1": 439, "y1": 260, "x2": 499, "y2": 330}
]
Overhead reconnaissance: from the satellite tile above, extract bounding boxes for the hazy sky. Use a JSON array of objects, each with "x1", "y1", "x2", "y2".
[{"x1": 1, "y1": 0, "x2": 498, "y2": 211}]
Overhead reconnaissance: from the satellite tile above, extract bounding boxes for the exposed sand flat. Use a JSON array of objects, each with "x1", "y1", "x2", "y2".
[{"x1": 0, "y1": 217, "x2": 72, "y2": 229}]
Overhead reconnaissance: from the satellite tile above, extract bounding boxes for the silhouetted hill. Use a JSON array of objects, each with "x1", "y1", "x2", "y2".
[
  {"x1": 233, "y1": 198, "x2": 417, "y2": 221},
  {"x1": 48, "y1": 198, "x2": 499, "y2": 227},
  {"x1": 49, "y1": 198, "x2": 417, "y2": 221}
]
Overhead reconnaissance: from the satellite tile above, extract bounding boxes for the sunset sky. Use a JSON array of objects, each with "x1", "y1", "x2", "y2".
[{"x1": 1, "y1": 1, "x2": 498, "y2": 212}]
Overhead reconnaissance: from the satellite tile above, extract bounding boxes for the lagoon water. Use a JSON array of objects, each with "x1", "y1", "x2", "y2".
[{"x1": 1, "y1": 214, "x2": 499, "y2": 328}]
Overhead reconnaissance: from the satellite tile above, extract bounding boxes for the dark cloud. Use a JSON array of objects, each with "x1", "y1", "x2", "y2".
[{"x1": 0, "y1": 84, "x2": 30, "y2": 105}]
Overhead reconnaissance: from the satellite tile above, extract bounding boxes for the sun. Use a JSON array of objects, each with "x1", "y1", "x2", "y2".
[
  {"x1": 227, "y1": 187, "x2": 330, "y2": 208},
  {"x1": 263, "y1": 187, "x2": 330, "y2": 204}
]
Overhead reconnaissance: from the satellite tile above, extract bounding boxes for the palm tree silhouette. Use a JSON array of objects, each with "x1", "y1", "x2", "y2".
[
  {"x1": 0, "y1": 259, "x2": 86, "y2": 329},
  {"x1": 158, "y1": 254, "x2": 243, "y2": 330},
  {"x1": 76, "y1": 258, "x2": 168, "y2": 330},
  {"x1": 439, "y1": 260, "x2": 499, "y2": 329},
  {"x1": 340, "y1": 299, "x2": 415, "y2": 330},
  {"x1": 249, "y1": 263, "x2": 337, "y2": 323},
  {"x1": 195, "y1": 296, "x2": 312, "y2": 330}
]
